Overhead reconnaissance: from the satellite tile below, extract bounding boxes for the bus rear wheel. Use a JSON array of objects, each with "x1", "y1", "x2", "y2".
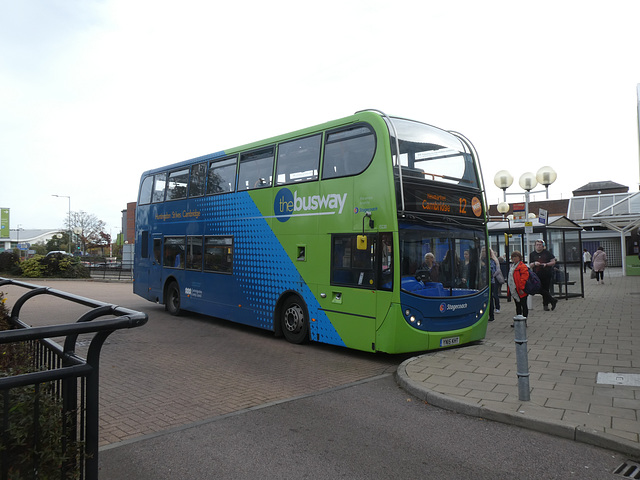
[
  {"x1": 165, "y1": 281, "x2": 181, "y2": 316},
  {"x1": 281, "y1": 296, "x2": 309, "y2": 344}
]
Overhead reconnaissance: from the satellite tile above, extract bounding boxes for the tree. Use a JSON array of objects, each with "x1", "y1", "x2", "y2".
[{"x1": 64, "y1": 211, "x2": 106, "y2": 255}]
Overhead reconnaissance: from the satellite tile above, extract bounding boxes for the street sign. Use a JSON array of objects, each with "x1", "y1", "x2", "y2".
[
  {"x1": 513, "y1": 203, "x2": 526, "y2": 221},
  {"x1": 524, "y1": 221, "x2": 533, "y2": 234},
  {"x1": 17, "y1": 242, "x2": 30, "y2": 250},
  {"x1": 539, "y1": 208, "x2": 548, "y2": 225}
]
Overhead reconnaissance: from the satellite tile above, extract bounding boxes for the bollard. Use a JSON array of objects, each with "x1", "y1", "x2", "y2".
[{"x1": 513, "y1": 316, "x2": 530, "y2": 401}]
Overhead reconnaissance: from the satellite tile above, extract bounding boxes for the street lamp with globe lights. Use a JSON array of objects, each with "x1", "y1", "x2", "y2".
[
  {"x1": 494, "y1": 167, "x2": 556, "y2": 402},
  {"x1": 493, "y1": 166, "x2": 557, "y2": 258}
]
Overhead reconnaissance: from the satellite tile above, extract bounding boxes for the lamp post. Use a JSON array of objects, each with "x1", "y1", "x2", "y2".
[
  {"x1": 493, "y1": 167, "x2": 557, "y2": 258},
  {"x1": 52, "y1": 195, "x2": 72, "y2": 254}
]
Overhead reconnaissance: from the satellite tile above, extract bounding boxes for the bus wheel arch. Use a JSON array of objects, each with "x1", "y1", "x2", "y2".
[
  {"x1": 164, "y1": 278, "x2": 181, "y2": 316},
  {"x1": 276, "y1": 293, "x2": 310, "y2": 344}
]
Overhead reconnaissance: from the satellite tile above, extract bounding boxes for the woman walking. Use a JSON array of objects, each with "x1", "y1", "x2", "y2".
[{"x1": 592, "y1": 246, "x2": 607, "y2": 284}]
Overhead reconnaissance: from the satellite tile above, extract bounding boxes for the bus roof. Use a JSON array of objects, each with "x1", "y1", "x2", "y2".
[{"x1": 139, "y1": 110, "x2": 456, "y2": 177}]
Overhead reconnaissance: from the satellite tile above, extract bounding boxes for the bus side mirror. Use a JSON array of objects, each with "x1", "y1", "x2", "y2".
[{"x1": 357, "y1": 235, "x2": 367, "y2": 250}]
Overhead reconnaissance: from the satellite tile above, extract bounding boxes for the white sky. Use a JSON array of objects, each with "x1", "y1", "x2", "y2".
[{"x1": 2, "y1": 0, "x2": 640, "y2": 234}]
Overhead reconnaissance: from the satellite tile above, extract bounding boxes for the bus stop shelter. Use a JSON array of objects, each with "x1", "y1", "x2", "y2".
[{"x1": 488, "y1": 216, "x2": 584, "y2": 300}]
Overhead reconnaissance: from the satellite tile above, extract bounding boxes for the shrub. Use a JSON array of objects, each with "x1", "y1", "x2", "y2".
[
  {"x1": 18, "y1": 255, "x2": 47, "y2": 278},
  {"x1": 8, "y1": 254, "x2": 90, "y2": 279},
  {"x1": 41, "y1": 254, "x2": 90, "y2": 279},
  {"x1": 0, "y1": 251, "x2": 20, "y2": 275}
]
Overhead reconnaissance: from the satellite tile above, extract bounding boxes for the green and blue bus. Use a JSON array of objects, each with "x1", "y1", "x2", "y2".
[{"x1": 134, "y1": 110, "x2": 490, "y2": 353}]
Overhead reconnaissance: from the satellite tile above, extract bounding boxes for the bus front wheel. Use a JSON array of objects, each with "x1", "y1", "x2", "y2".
[
  {"x1": 165, "y1": 281, "x2": 181, "y2": 316},
  {"x1": 281, "y1": 296, "x2": 309, "y2": 344}
]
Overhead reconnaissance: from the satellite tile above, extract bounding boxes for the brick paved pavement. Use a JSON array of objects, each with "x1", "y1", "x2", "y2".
[{"x1": 396, "y1": 268, "x2": 640, "y2": 457}]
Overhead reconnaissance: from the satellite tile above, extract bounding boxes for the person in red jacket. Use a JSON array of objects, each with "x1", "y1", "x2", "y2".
[{"x1": 507, "y1": 251, "x2": 529, "y2": 324}]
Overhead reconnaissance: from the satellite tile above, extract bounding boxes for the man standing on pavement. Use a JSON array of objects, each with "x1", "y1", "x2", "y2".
[{"x1": 529, "y1": 239, "x2": 558, "y2": 311}]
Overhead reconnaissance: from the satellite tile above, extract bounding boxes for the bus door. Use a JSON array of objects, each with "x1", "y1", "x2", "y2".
[
  {"x1": 317, "y1": 233, "x2": 383, "y2": 352},
  {"x1": 149, "y1": 235, "x2": 163, "y2": 300}
]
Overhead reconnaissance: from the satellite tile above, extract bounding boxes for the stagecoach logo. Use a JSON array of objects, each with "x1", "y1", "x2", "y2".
[
  {"x1": 274, "y1": 188, "x2": 348, "y2": 222},
  {"x1": 439, "y1": 302, "x2": 468, "y2": 313}
]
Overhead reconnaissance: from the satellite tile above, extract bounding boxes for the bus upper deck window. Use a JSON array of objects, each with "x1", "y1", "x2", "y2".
[
  {"x1": 238, "y1": 148, "x2": 274, "y2": 191},
  {"x1": 166, "y1": 169, "x2": 189, "y2": 201},
  {"x1": 152, "y1": 173, "x2": 167, "y2": 203},
  {"x1": 276, "y1": 135, "x2": 321, "y2": 185},
  {"x1": 207, "y1": 156, "x2": 237, "y2": 195},
  {"x1": 322, "y1": 124, "x2": 376, "y2": 180},
  {"x1": 189, "y1": 163, "x2": 207, "y2": 197},
  {"x1": 139, "y1": 176, "x2": 153, "y2": 205}
]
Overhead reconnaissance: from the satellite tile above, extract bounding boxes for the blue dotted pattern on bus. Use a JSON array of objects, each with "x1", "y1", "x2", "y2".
[{"x1": 195, "y1": 192, "x2": 345, "y2": 346}]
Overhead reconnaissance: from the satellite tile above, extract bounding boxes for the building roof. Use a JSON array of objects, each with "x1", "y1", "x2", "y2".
[
  {"x1": 572, "y1": 181, "x2": 628, "y2": 196},
  {"x1": 567, "y1": 192, "x2": 636, "y2": 223},
  {"x1": 591, "y1": 191, "x2": 640, "y2": 233},
  {"x1": 1, "y1": 229, "x2": 61, "y2": 243}
]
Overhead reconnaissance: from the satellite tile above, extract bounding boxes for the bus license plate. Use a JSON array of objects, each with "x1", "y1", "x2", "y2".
[{"x1": 440, "y1": 336, "x2": 460, "y2": 347}]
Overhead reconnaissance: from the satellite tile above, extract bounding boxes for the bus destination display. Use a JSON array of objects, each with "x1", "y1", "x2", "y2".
[{"x1": 403, "y1": 186, "x2": 483, "y2": 218}]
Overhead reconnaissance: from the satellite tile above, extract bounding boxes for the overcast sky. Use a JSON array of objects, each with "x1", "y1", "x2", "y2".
[{"x1": 2, "y1": 0, "x2": 640, "y2": 235}]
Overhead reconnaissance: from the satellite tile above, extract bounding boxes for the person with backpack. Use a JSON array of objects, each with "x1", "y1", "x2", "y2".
[
  {"x1": 529, "y1": 239, "x2": 558, "y2": 311},
  {"x1": 507, "y1": 251, "x2": 529, "y2": 325}
]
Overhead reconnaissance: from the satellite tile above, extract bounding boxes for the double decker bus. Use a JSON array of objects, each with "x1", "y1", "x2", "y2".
[{"x1": 134, "y1": 110, "x2": 490, "y2": 354}]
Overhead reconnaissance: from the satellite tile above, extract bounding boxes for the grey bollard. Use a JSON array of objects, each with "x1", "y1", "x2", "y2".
[{"x1": 514, "y1": 317, "x2": 530, "y2": 401}]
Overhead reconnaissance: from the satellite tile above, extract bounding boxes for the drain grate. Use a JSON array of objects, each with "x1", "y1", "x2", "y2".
[{"x1": 614, "y1": 461, "x2": 640, "y2": 479}]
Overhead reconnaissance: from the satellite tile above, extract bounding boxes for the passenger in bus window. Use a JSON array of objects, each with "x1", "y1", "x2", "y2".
[
  {"x1": 421, "y1": 253, "x2": 439, "y2": 282},
  {"x1": 461, "y1": 250, "x2": 470, "y2": 286},
  {"x1": 441, "y1": 250, "x2": 463, "y2": 287}
]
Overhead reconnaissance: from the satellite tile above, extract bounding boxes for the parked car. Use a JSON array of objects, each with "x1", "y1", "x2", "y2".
[{"x1": 46, "y1": 251, "x2": 73, "y2": 257}]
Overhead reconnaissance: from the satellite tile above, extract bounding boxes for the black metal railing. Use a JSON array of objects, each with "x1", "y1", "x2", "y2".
[
  {"x1": 0, "y1": 277, "x2": 148, "y2": 480},
  {"x1": 88, "y1": 261, "x2": 133, "y2": 281}
]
